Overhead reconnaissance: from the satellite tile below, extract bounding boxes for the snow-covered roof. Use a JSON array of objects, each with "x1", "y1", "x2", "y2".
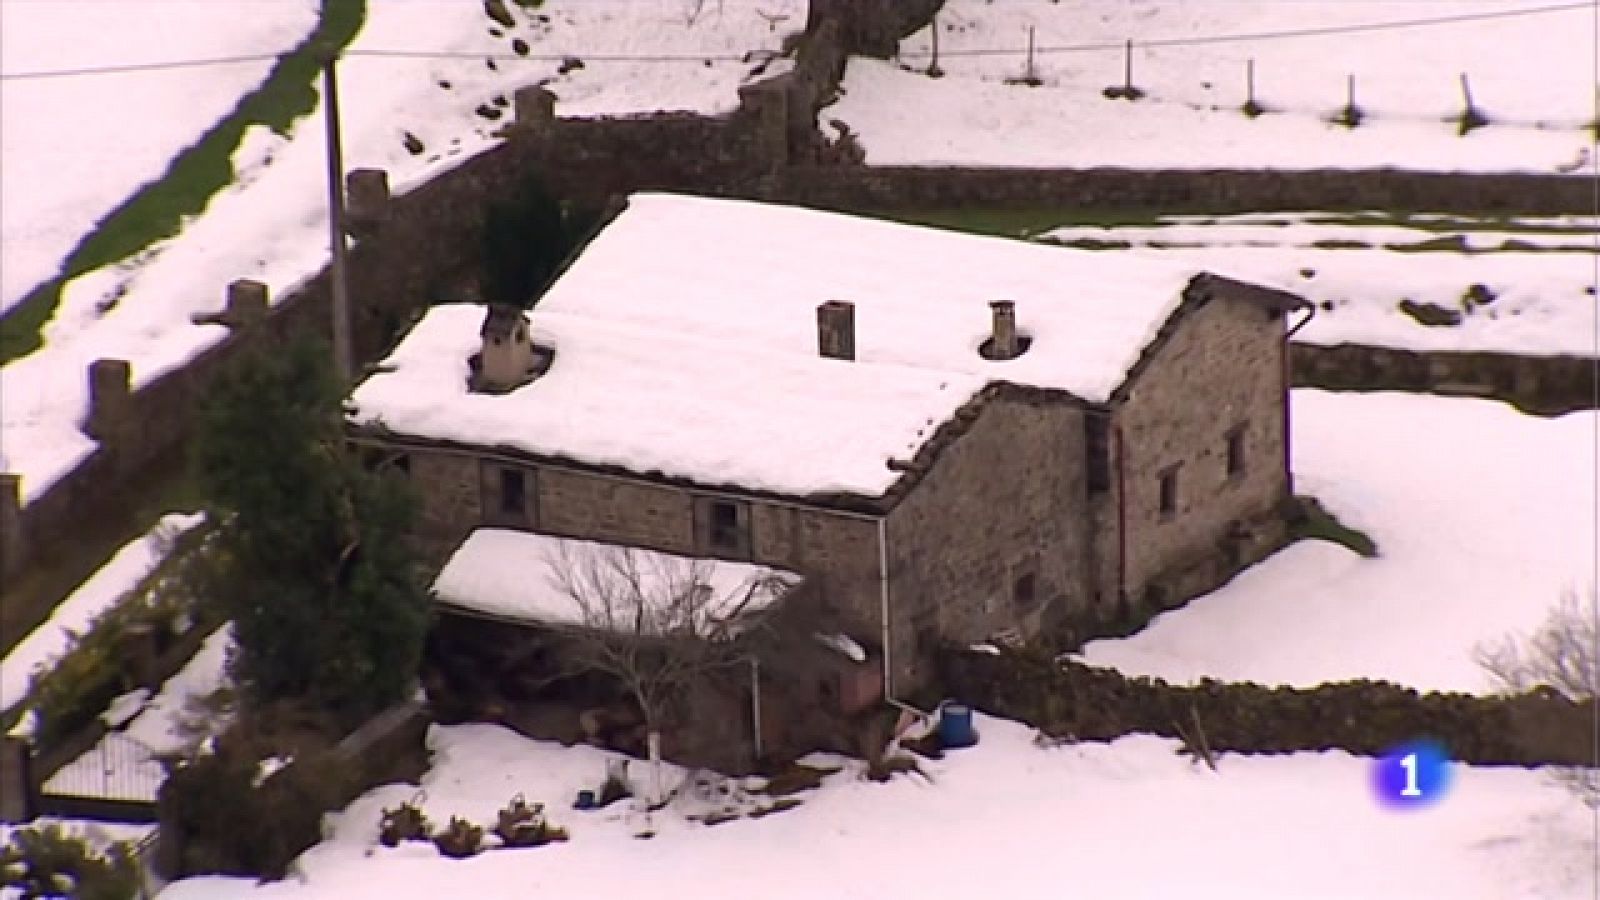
[
  {"x1": 433, "y1": 529, "x2": 797, "y2": 634},
  {"x1": 350, "y1": 193, "x2": 1210, "y2": 497}
]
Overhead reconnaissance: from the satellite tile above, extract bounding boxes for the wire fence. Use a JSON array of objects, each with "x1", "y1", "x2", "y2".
[{"x1": 2, "y1": 1, "x2": 1589, "y2": 81}]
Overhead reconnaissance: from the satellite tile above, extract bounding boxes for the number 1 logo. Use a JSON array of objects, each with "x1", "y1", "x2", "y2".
[{"x1": 1373, "y1": 740, "x2": 1451, "y2": 809}]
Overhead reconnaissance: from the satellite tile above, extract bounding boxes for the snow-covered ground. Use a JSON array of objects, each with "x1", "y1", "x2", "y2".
[
  {"x1": 0, "y1": 512, "x2": 203, "y2": 714},
  {"x1": 1080, "y1": 390, "x2": 1599, "y2": 694},
  {"x1": 0, "y1": 0, "x2": 319, "y2": 313},
  {"x1": 0, "y1": 0, "x2": 803, "y2": 504},
  {"x1": 1040, "y1": 213, "x2": 1599, "y2": 356},
  {"x1": 830, "y1": 0, "x2": 1596, "y2": 171},
  {"x1": 43, "y1": 626, "x2": 234, "y2": 805},
  {"x1": 158, "y1": 716, "x2": 1594, "y2": 899}
]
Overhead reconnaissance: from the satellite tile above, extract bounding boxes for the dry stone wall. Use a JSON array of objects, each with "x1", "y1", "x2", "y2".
[{"x1": 941, "y1": 647, "x2": 1594, "y2": 768}]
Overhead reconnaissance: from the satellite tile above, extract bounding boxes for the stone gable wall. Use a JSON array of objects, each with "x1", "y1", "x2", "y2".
[
  {"x1": 1115, "y1": 293, "x2": 1292, "y2": 605},
  {"x1": 885, "y1": 392, "x2": 1093, "y2": 691}
]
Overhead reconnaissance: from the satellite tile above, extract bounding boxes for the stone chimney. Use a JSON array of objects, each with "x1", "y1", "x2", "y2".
[
  {"x1": 986, "y1": 300, "x2": 1021, "y2": 361},
  {"x1": 817, "y1": 301, "x2": 855, "y2": 361},
  {"x1": 474, "y1": 304, "x2": 537, "y2": 394},
  {"x1": 514, "y1": 86, "x2": 556, "y2": 130}
]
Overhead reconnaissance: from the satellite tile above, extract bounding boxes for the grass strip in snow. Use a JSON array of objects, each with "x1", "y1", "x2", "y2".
[{"x1": 0, "y1": 0, "x2": 367, "y2": 364}]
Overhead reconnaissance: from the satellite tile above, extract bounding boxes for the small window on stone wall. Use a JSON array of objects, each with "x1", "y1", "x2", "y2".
[
  {"x1": 1013, "y1": 572, "x2": 1037, "y2": 613},
  {"x1": 499, "y1": 468, "x2": 526, "y2": 518},
  {"x1": 1085, "y1": 414, "x2": 1110, "y2": 494},
  {"x1": 1159, "y1": 465, "x2": 1180, "y2": 518},
  {"x1": 1226, "y1": 425, "x2": 1247, "y2": 479},
  {"x1": 710, "y1": 501, "x2": 739, "y2": 549},
  {"x1": 697, "y1": 497, "x2": 751, "y2": 559}
]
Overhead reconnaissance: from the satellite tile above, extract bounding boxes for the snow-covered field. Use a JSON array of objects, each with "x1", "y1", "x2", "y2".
[
  {"x1": 829, "y1": 0, "x2": 1596, "y2": 171},
  {"x1": 0, "y1": 512, "x2": 203, "y2": 714},
  {"x1": 1081, "y1": 390, "x2": 1599, "y2": 694},
  {"x1": 0, "y1": 0, "x2": 319, "y2": 312},
  {"x1": 0, "y1": 0, "x2": 802, "y2": 505},
  {"x1": 1040, "y1": 213, "x2": 1599, "y2": 356},
  {"x1": 158, "y1": 716, "x2": 1594, "y2": 900}
]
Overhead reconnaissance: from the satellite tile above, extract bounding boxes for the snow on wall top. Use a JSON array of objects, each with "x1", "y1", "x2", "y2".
[{"x1": 350, "y1": 194, "x2": 1205, "y2": 497}]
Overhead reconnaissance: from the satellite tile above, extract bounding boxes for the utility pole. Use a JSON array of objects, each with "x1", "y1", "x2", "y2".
[{"x1": 322, "y1": 54, "x2": 353, "y2": 385}]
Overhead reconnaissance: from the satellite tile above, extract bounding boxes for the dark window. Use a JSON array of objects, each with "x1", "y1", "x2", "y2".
[
  {"x1": 1226, "y1": 425, "x2": 1247, "y2": 478},
  {"x1": 1159, "y1": 466, "x2": 1179, "y2": 518},
  {"x1": 708, "y1": 501, "x2": 740, "y2": 550},
  {"x1": 1013, "y1": 572, "x2": 1037, "y2": 612},
  {"x1": 1085, "y1": 414, "x2": 1110, "y2": 494},
  {"x1": 499, "y1": 468, "x2": 526, "y2": 517}
]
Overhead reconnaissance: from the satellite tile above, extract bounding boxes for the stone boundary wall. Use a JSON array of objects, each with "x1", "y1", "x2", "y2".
[
  {"x1": 1291, "y1": 343, "x2": 1598, "y2": 416},
  {"x1": 940, "y1": 648, "x2": 1593, "y2": 767},
  {"x1": 774, "y1": 166, "x2": 1597, "y2": 215},
  {"x1": 155, "y1": 699, "x2": 430, "y2": 880}
]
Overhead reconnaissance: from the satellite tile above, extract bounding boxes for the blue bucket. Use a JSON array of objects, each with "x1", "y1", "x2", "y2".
[
  {"x1": 938, "y1": 703, "x2": 978, "y2": 749},
  {"x1": 574, "y1": 790, "x2": 596, "y2": 810}
]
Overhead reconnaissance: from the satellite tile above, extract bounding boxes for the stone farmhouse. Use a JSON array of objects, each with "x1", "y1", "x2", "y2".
[{"x1": 345, "y1": 192, "x2": 1308, "y2": 766}]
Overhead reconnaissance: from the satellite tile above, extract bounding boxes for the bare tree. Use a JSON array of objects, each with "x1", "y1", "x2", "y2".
[
  {"x1": 1476, "y1": 587, "x2": 1600, "y2": 805},
  {"x1": 545, "y1": 543, "x2": 794, "y2": 806}
]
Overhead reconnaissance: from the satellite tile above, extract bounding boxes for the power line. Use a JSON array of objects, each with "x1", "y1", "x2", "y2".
[
  {"x1": 0, "y1": 1, "x2": 1588, "y2": 81},
  {"x1": 0, "y1": 52, "x2": 283, "y2": 81},
  {"x1": 901, "y1": 1, "x2": 1594, "y2": 58}
]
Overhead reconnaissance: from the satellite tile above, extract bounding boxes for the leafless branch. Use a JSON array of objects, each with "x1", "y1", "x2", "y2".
[
  {"x1": 1476, "y1": 587, "x2": 1600, "y2": 805},
  {"x1": 543, "y1": 543, "x2": 793, "y2": 729}
]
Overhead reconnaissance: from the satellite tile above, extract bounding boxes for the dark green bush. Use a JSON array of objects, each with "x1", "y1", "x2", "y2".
[
  {"x1": 157, "y1": 728, "x2": 358, "y2": 881},
  {"x1": 0, "y1": 823, "x2": 141, "y2": 900}
]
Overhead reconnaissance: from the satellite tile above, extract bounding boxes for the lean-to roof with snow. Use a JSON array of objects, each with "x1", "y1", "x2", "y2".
[
  {"x1": 349, "y1": 193, "x2": 1236, "y2": 499},
  {"x1": 433, "y1": 529, "x2": 796, "y2": 632}
]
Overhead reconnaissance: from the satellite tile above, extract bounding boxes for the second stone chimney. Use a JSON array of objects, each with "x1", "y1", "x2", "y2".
[
  {"x1": 817, "y1": 301, "x2": 855, "y2": 361},
  {"x1": 985, "y1": 300, "x2": 1022, "y2": 361}
]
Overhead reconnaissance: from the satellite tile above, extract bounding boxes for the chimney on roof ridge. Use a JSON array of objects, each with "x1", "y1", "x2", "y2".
[
  {"x1": 817, "y1": 300, "x2": 855, "y2": 361},
  {"x1": 987, "y1": 300, "x2": 1021, "y2": 361},
  {"x1": 472, "y1": 304, "x2": 547, "y2": 394}
]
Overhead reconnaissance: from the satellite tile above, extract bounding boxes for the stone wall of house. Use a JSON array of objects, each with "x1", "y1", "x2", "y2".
[
  {"x1": 534, "y1": 466, "x2": 698, "y2": 554},
  {"x1": 1115, "y1": 292, "x2": 1292, "y2": 610},
  {"x1": 884, "y1": 389, "x2": 1094, "y2": 691},
  {"x1": 376, "y1": 439, "x2": 886, "y2": 621},
  {"x1": 406, "y1": 449, "x2": 484, "y2": 567},
  {"x1": 774, "y1": 166, "x2": 1597, "y2": 216}
]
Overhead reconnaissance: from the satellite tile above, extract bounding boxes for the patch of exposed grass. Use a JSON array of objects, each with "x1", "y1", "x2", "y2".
[
  {"x1": 0, "y1": 0, "x2": 367, "y2": 365},
  {"x1": 858, "y1": 207, "x2": 1221, "y2": 240},
  {"x1": 1288, "y1": 496, "x2": 1378, "y2": 558}
]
